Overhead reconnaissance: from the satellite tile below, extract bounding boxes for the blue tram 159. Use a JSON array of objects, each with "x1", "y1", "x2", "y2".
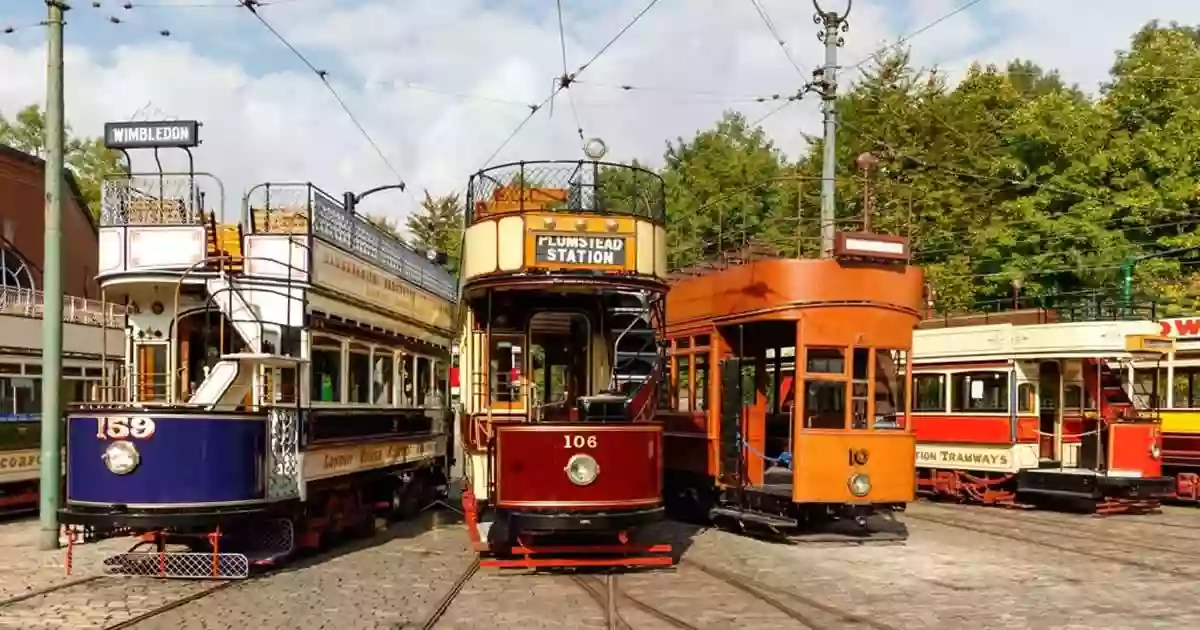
[{"x1": 59, "y1": 177, "x2": 457, "y2": 578}]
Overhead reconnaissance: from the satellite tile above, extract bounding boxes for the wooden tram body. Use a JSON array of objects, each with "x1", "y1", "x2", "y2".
[
  {"x1": 457, "y1": 160, "x2": 673, "y2": 568},
  {"x1": 911, "y1": 311, "x2": 1173, "y2": 513},
  {"x1": 662, "y1": 234, "x2": 922, "y2": 540},
  {"x1": 58, "y1": 176, "x2": 455, "y2": 578},
  {"x1": 1134, "y1": 316, "x2": 1200, "y2": 502}
]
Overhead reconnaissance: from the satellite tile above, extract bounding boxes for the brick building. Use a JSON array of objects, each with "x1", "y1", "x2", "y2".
[{"x1": 0, "y1": 144, "x2": 100, "y2": 298}]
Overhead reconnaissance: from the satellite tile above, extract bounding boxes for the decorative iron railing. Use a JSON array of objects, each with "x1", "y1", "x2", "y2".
[{"x1": 0, "y1": 287, "x2": 125, "y2": 328}]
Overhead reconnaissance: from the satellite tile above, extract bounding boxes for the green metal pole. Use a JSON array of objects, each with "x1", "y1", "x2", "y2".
[{"x1": 38, "y1": 0, "x2": 67, "y2": 551}]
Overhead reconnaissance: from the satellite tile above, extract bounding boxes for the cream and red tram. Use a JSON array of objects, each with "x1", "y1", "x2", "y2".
[
  {"x1": 911, "y1": 308, "x2": 1174, "y2": 513},
  {"x1": 458, "y1": 159, "x2": 672, "y2": 568}
]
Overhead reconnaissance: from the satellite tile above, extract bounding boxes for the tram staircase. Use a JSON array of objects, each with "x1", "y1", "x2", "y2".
[
  {"x1": 1062, "y1": 358, "x2": 1155, "y2": 473},
  {"x1": 576, "y1": 291, "x2": 661, "y2": 422}
]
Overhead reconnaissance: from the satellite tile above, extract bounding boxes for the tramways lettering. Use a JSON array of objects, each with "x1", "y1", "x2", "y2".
[
  {"x1": 916, "y1": 449, "x2": 1009, "y2": 467},
  {"x1": 534, "y1": 235, "x2": 627, "y2": 266}
]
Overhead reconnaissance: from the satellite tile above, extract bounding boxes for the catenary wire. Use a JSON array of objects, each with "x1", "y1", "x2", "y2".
[
  {"x1": 476, "y1": 0, "x2": 663, "y2": 170},
  {"x1": 748, "y1": 0, "x2": 807, "y2": 78},
  {"x1": 237, "y1": 1, "x2": 407, "y2": 188}
]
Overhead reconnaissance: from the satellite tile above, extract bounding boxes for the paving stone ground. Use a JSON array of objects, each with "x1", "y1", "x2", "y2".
[
  {"x1": 0, "y1": 517, "x2": 130, "y2": 602},
  {"x1": 3, "y1": 504, "x2": 1200, "y2": 630}
]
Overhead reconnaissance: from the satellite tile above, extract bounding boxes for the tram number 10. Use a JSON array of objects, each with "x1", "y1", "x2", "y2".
[
  {"x1": 96, "y1": 417, "x2": 157, "y2": 440},
  {"x1": 563, "y1": 434, "x2": 598, "y2": 449}
]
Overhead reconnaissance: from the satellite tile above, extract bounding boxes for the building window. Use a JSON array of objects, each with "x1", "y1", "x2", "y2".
[{"x1": 0, "y1": 247, "x2": 34, "y2": 291}]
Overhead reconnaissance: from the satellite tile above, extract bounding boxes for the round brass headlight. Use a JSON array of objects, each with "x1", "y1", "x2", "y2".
[
  {"x1": 103, "y1": 441, "x2": 140, "y2": 475},
  {"x1": 848, "y1": 473, "x2": 871, "y2": 497},
  {"x1": 565, "y1": 453, "x2": 599, "y2": 486}
]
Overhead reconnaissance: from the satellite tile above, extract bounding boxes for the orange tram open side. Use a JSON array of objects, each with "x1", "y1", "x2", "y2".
[
  {"x1": 456, "y1": 159, "x2": 674, "y2": 569},
  {"x1": 661, "y1": 233, "x2": 923, "y2": 541}
]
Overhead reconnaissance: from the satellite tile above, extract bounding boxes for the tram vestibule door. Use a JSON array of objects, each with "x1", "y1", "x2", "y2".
[
  {"x1": 1038, "y1": 361, "x2": 1062, "y2": 461},
  {"x1": 719, "y1": 358, "x2": 744, "y2": 488}
]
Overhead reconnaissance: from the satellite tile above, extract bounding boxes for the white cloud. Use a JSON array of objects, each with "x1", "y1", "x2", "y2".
[{"x1": 1, "y1": 0, "x2": 1197, "y2": 226}]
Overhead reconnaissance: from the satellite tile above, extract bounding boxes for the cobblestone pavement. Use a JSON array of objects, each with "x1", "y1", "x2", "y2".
[
  {"x1": 4, "y1": 504, "x2": 1200, "y2": 629},
  {"x1": 0, "y1": 517, "x2": 130, "y2": 602}
]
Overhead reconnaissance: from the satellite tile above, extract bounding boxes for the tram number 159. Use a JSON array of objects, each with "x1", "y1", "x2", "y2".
[
  {"x1": 563, "y1": 434, "x2": 598, "y2": 449},
  {"x1": 96, "y1": 417, "x2": 157, "y2": 440}
]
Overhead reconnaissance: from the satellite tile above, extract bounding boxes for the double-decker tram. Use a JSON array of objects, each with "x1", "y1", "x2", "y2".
[
  {"x1": 662, "y1": 232, "x2": 922, "y2": 541},
  {"x1": 59, "y1": 174, "x2": 455, "y2": 578},
  {"x1": 912, "y1": 305, "x2": 1174, "y2": 513},
  {"x1": 457, "y1": 154, "x2": 674, "y2": 568}
]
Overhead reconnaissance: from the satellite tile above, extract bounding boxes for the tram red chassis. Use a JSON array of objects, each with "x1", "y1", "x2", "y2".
[{"x1": 463, "y1": 422, "x2": 673, "y2": 569}]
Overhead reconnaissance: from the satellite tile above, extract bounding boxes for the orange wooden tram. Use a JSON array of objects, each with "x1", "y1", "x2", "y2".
[
  {"x1": 662, "y1": 233, "x2": 923, "y2": 540},
  {"x1": 457, "y1": 159, "x2": 673, "y2": 568}
]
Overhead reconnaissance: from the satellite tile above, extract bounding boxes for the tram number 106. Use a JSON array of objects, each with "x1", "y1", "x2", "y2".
[
  {"x1": 96, "y1": 417, "x2": 157, "y2": 440},
  {"x1": 563, "y1": 434, "x2": 598, "y2": 449}
]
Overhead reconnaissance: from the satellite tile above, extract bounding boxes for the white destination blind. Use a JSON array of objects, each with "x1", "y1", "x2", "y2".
[{"x1": 534, "y1": 234, "x2": 627, "y2": 266}]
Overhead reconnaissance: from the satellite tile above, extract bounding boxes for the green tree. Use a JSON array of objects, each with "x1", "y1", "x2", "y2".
[
  {"x1": 660, "y1": 110, "x2": 792, "y2": 268},
  {"x1": 405, "y1": 191, "x2": 465, "y2": 272},
  {"x1": 0, "y1": 103, "x2": 125, "y2": 219}
]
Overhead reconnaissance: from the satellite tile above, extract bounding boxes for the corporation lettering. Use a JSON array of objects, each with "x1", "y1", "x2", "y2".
[
  {"x1": 323, "y1": 453, "x2": 355, "y2": 470},
  {"x1": 534, "y1": 235, "x2": 626, "y2": 266},
  {"x1": 0, "y1": 453, "x2": 39, "y2": 470}
]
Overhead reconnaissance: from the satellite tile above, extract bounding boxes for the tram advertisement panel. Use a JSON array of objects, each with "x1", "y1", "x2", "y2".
[{"x1": 532, "y1": 234, "x2": 629, "y2": 267}]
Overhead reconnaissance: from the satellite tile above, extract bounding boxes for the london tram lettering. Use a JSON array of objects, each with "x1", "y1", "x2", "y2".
[{"x1": 534, "y1": 235, "x2": 626, "y2": 266}]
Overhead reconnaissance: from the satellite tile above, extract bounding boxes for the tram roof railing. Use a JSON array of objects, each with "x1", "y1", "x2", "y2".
[
  {"x1": 466, "y1": 160, "x2": 665, "y2": 225},
  {"x1": 0, "y1": 286, "x2": 125, "y2": 328},
  {"x1": 921, "y1": 290, "x2": 1159, "y2": 329},
  {"x1": 243, "y1": 182, "x2": 458, "y2": 301},
  {"x1": 99, "y1": 173, "x2": 227, "y2": 227}
]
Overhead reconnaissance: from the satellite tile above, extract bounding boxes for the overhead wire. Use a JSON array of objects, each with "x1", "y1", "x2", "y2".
[
  {"x1": 235, "y1": 1, "x2": 407, "y2": 188},
  {"x1": 748, "y1": 0, "x2": 807, "y2": 79},
  {"x1": 477, "y1": 0, "x2": 663, "y2": 170},
  {"x1": 845, "y1": 0, "x2": 989, "y2": 73}
]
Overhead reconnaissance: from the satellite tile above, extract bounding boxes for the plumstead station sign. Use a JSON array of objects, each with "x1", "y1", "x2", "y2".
[
  {"x1": 104, "y1": 120, "x2": 201, "y2": 149},
  {"x1": 534, "y1": 234, "x2": 627, "y2": 266}
]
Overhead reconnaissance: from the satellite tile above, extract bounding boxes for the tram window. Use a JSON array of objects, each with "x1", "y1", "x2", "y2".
[
  {"x1": 1063, "y1": 384, "x2": 1097, "y2": 411},
  {"x1": 1170, "y1": 368, "x2": 1200, "y2": 408},
  {"x1": 806, "y1": 348, "x2": 844, "y2": 374},
  {"x1": 310, "y1": 337, "x2": 342, "y2": 403},
  {"x1": 675, "y1": 356, "x2": 691, "y2": 412},
  {"x1": 0, "y1": 376, "x2": 12, "y2": 415},
  {"x1": 804, "y1": 380, "x2": 845, "y2": 429},
  {"x1": 399, "y1": 353, "x2": 414, "y2": 406},
  {"x1": 694, "y1": 354, "x2": 709, "y2": 412},
  {"x1": 416, "y1": 357, "x2": 432, "y2": 407},
  {"x1": 489, "y1": 337, "x2": 523, "y2": 405},
  {"x1": 694, "y1": 334, "x2": 710, "y2": 348},
  {"x1": 373, "y1": 350, "x2": 394, "y2": 406},
  {"x1": 676, "y1": 338, "x2": 690, "y2": 350},
  {"x1": 851, "y1": 348, "x2": 870, "y2": 380},
  {"x1": 435, "y1": 361, "x2": 449, "y2": 406},
  {"x1": 951, "y1": 372, "x2": 1008, "y2": 413},
  {"x1": 348, "y1": 344, "x2": 371, "y2": 404},
  {"x1": 1132, "y1": 368, "x2": 1164, "y2": 409},
  {"x1": 1017, "y1": 383, "x2": 1036, "y2": 413},
  {"x1": 136, "y1": 344, "x2": 168, "y2": 402},
  {"x1": 913, "y1": 375, "x2": 945, "y2": 412},
  {"x1": 13, "y1": 377, "x2": 39, "y2": 416},
  {"x1": 873, "y1": 350, "x2": 906, "y2": 428}
]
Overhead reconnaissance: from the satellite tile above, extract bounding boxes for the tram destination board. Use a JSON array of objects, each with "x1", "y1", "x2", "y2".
[
  {"x1": 103, "y1": 120, "x2": 201, "y2": 149},
  {"x1": 533, "y1": 234, "x2": 628, "y2": 266}
]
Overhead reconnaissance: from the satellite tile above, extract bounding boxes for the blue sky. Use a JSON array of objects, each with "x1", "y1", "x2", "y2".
[{"x1": 2, "y1": 0, "x2": 1198, "y2": 223}]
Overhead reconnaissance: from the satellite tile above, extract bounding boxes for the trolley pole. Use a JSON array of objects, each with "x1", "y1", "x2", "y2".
[
  {"x1": 813, "y1": 0, "x2": 851, "y2": 257},
  {"x1": 39, "y1": 0, "x2": 69, "y2": 551}
]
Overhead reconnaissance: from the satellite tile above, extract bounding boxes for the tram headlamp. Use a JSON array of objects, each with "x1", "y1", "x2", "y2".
[
  {"x1": 848, "y1": 473, "x2": 871, "y2": 497},
  {"x1": 1150, "y1": 443, "x2": 1162, "y2": 460},
  {"x1": 103, "y1": 441, "x2": 140, "y2": 475},
  {"x1": 565, "y1": 453, "x2": 599, "y2": 486}
]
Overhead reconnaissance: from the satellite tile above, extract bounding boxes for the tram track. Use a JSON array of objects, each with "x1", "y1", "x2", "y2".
[
  {"x1": 913, "y1": 502, "x2": 1200, "y2": 559},
  {"x1": 904, "y1": 511, "x2": 1200, "y2": 578}
]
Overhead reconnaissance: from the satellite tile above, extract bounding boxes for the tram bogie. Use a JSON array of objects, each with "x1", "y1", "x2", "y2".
[
  {"x1": 458, "y1": 159, "x2": 673, "y2": 569},
  {"x1": 663, "y1": 234, "x2": 923, "y2": 542},
  {"x1": 59, "y1": 174, "x2": 455, "y2": 578},
  {"x1": 911, "y1": 313, "x2": 1174, "y2": 514}
]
